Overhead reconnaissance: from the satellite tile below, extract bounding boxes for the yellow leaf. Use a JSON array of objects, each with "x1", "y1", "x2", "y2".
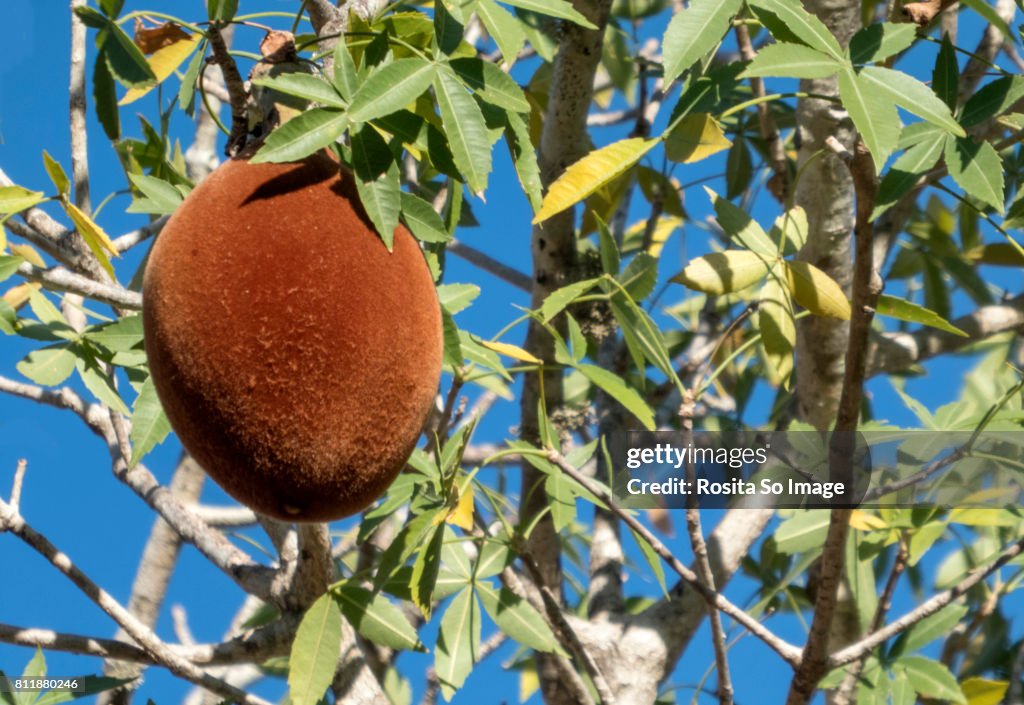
[
  {"x1": 665, "y1": 113, "x2": 732, "y2": 164},
  {"x1": 479, "y1": 339, "x2": 543, "y2": 364},
  {"x1": 960, "y1": 677, "x2": 1008, "y2": 705},
  {"x1": 120, "y1": 35, "x2": 203, "y2": 105},
  {"x1": 9, "y1": 243, "x2": 46, "y2": 268},
  {"x1": 672, "y1": 250, "x2": 773, "y2": 295},
  {"x1": 784, "y1": 260, "x2": 851, "y2": 320},
  {"x1": 758, "y1": 275, "x2": 795, "y2": 387},
  {"x1": 534, "y1": 137, "x2": 658, "y2": 224},
  {"x1": 3, "y1": 282, "x2": 41, "y2": 309},
  {"x1": 446, "y1": 482, "x2": 474, "y2": 531},
  {"x1": 64, "y1": 202, "x2": 117, "y2": 279},
  {"x1": 519, "y1": 661, "x2": 540, "y2": 703},
  {"x1": 849, "y1": 509, "x2": 888, "y2": 531}
]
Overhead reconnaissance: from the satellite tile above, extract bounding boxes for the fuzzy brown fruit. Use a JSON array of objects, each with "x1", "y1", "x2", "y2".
[{"x1": 143, "y1": 153, "x2": 442, "y2": 522}]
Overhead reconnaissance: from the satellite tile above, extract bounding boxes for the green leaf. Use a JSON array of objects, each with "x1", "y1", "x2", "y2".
[
  {"x1": 449, "y1": 57, "x2": 530, "y2": 112},
  {"x1": 875, "y1": 295, "x2": 967, "y2": 337},
  {"x1": 177, "y1": 39, "x2": 206, "y2": 117},
  {"x1": 784, "y1": 260, "x2": 851, "y2": 320},
  {"x1": 476, "y1": 0, "x2": 526, "y2": 65},
  {"x1": 774, "y1": 510, "x2": 829, "y2": 554},
  {"x1": 0, "y1": 255, "x2": 22, "y2": 283},
  {"x1": 87, "y1": 315, "x2": 143, "y2": 352},
  {"x1": 251, "y1": 73, "x2": 346, "y2": 109},
  {"x1": 434, "y1": 69, "x2": 493, "y2": 195},
  {"x1": 127, "y1": 174, "x2": 183, "y2": 215},
  {"x1": 250, "y1": 108, "x2": 348, "y2": 164},
  {"x1": 759, "y1": 274, "x2": 795, "y2": 386},
  {"x1": 540, "y1": 278, "x2": 601, "y2": 322},
  {"x1": 438, "y1": 283, "x2": 480, "y2": 314},
  {"x1": 890, "y1": 603, "x2": 968, "y2": 657},
  {"x1": 849, "y1": 22, "x2": 917, "y2": 64},
  {"x1": 498, "y1": 0, "x2": 597, "y2": 28},
  {"x1": 665, "y1": 113, "x2": 732, "y2": 164},
  {"x1": 0, "y1": 186, "x2": 46, "y2": 216},
  {"x1": 901, "y1": 656, "x2": 966, "y2": 703},
  {"x1": 706, "y1": 188, "x2": 776, "y2": 254},
  {"x1": 334, "y1": 585, "x2": 423, "y2": 651},
  {"x1": 749, "y1": 0, "x2": 844, "y2": 58},
  {"x1": 332, "y1": 41, "x2": 359, "y2": 102},
  {"x1": 130, "y1": 377, "x2": 171, "y2": 466},
  {"x1": 17, "y1": 345, "x2": 77, "y2": 386},
  {"x1": 534, "y1": 137, "x2": 658, "y2": 224},
  {"x1": 839, "y1": 66, "x2": 901, "y2": 173},
  {"x1": 435, "y1": 587, "x2": 481, "y2": 700},
  {"x1": 476, "y1": 582, "x2": 560, "y2": 653},
  {"x1": 35, "y1": 677, "x2": 137, "y2": 705},
  {"x1": 596, "y1": 216, "x2": 621, "y2": 275},
  {"x1": 348, "y1": 59, "x2": 436, "y2": 123},
  {"x1": 631, "y1": 528, "x2": 667, "y2": 596},
  {"x1": 102, "y1": 22, "x2": 157, "y2": 88},
  {"x1": 400, "y1": 192, "x2": 451, "y2": 243},
  {"x1": 42, "y1": 152, "x2": 70, "y2": 197},
  {"x1": 871, "y1": 131, "x2": 945, "y2": 219},
  {"x1": 740, "y1": 43, "x2": 840, "y2": 79},
  {"x1": 619, "y1": 252, "x2": 658, "y2": 300},
  {"x1": 960, "y1": 76, "x2": 1024, "y2": 127},
  {"x1": 504, "y1": 110, "x2": 542, "y2": 213},
  {"x1": 725, "y1": 137, "x2": 753, "y2": 199},
  {"x1": 672, "y1": 251, "x2": 772, "y2": 295},
  {"x1": 661, "y1": 0, "x2": 743, "y2": 82},
  {"x1": 577, "y1": 363, "x2": 655, "y2": 430},
  {"x1": 434, "y1": 0, "x2": 465, "y2": 55},
  {"x1": 76, "y1": 355, "x2": 129, "y2": 414},
  {"x1": 858, "y1": 67, "x2": 964, "y2": 137},
  {"x1": 351, "y1": 126, "x2": 402, "y2": 249},
  {"x1": 410, "y1": 523, "x2": 445, "y2": 617},
  {"x1": 933, "y1": 34, "x2": 958, "y2": 110},
  {"x1": 545, "y1": 471, "x2": 576, "y2": 530},
  {"x1": 289, "y1": 593, "x2": 342, "y2": 705},
  {"x1": 207, "y1": 0, "x2": 238, "y2": 22},
  {"x1": 944, "y1": 136, "x2": 1005, "y2": 213}
]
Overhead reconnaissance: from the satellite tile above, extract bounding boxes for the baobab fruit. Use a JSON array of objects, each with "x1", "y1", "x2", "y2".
[{"x1": 142, "y1": 152, "x2": 442, "y2": 522}]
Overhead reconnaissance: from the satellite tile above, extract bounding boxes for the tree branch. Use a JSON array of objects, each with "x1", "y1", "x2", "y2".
[
  {"x1": 448, "y1": 240, "x2": 532, "y2": 292},
  {"x1": 0, "y1": 500, "x2": 274, "y2": 705},
  {"x1": 16, "y1": 262, "x2": 142, "y2": 309},
  {"x1": 545, "y1": 450, "x2": 803, "y2": 667}
]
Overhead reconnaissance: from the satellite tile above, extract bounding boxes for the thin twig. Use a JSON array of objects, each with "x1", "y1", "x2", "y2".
[
  {"x1": 9, "y1": 459, "x2": 27, "y2": 512},
  {"x1": 0, "y1": 500, "x2": 274, "y2": 705},
  {"x1": 735, "y1": 23, "x2": 788, "y2": 201},
  {"x1": 448, "y1": 240, "x2": 532, "y2": 292},
  {"x1": 830, "y1": 533, "x2": 1024, "y2": 667},
  {"x1": 206, "y1": 24, "x2": 249, "y2": 157},
  {"x1": 544, "y1": 450, "x2": 803, "y2": 667},
  {"x1": 680, "y1": 393, "x2": 733, "y2": 705}
]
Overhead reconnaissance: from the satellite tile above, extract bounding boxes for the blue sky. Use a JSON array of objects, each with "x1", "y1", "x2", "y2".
[{"x1": 1, "y1": 2, "x2": 1021, "y2": 704}]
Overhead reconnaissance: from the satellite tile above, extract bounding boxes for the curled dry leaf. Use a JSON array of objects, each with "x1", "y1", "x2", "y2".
[{"x1": 133, "y1": 19, "x2": 191, "y2": 55}]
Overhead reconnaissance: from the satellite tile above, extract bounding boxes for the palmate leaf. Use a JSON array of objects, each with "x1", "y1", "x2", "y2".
[
  {"x1": 533, "y1": 137, "x2": 658, "y2": 224},
  {"x1": 661, "y1": 0, "x2": 743, "y2": 83},
  {"x1": 848, "y1": 22, "x2": 917, "y2": 64},
  {"x1": 448, "y1": 57, "x2": 530, "y2": 112},
  {"x1": 476, "y1": 581, "x2": 561, "y2": 653},
  {"x1": 289, "y1": 593, "x2": 342, "y2": 705},
  {"x1": 872, "y1": 131, "x2": 945, "y2": 219},
  {"x1": 858, "y1": 67, "x2": 964, "y2": 137},
  {"x1": 749, "y1": 0, "x2": 844, "y2": 58},
  {"x1": 475, "y1": 0, "x2": 526, "y2": 65},
  {"x1": 250, "y1": 73, "x2": 346, "y2": 109},
  {"x1": 351, "y1": 125, "x2": 402, "y2": 249},
  {"x1": 899, "y1": 657, "x2": 966, "y2": 704}
]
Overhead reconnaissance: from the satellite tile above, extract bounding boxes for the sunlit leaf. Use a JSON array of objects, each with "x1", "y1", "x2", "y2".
[
  {"x1": 784, "y1": 260, "x2": 851, "y2": 320},
  {"x1": 289, "y1": 593, "x2": 342, "y2": 705},
  {"x1": 661, "y1": 0, "x2": 743, "y2": 82},
  {"x1": 672, "y1": 251, "x2": 772, "y2": 295}
]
